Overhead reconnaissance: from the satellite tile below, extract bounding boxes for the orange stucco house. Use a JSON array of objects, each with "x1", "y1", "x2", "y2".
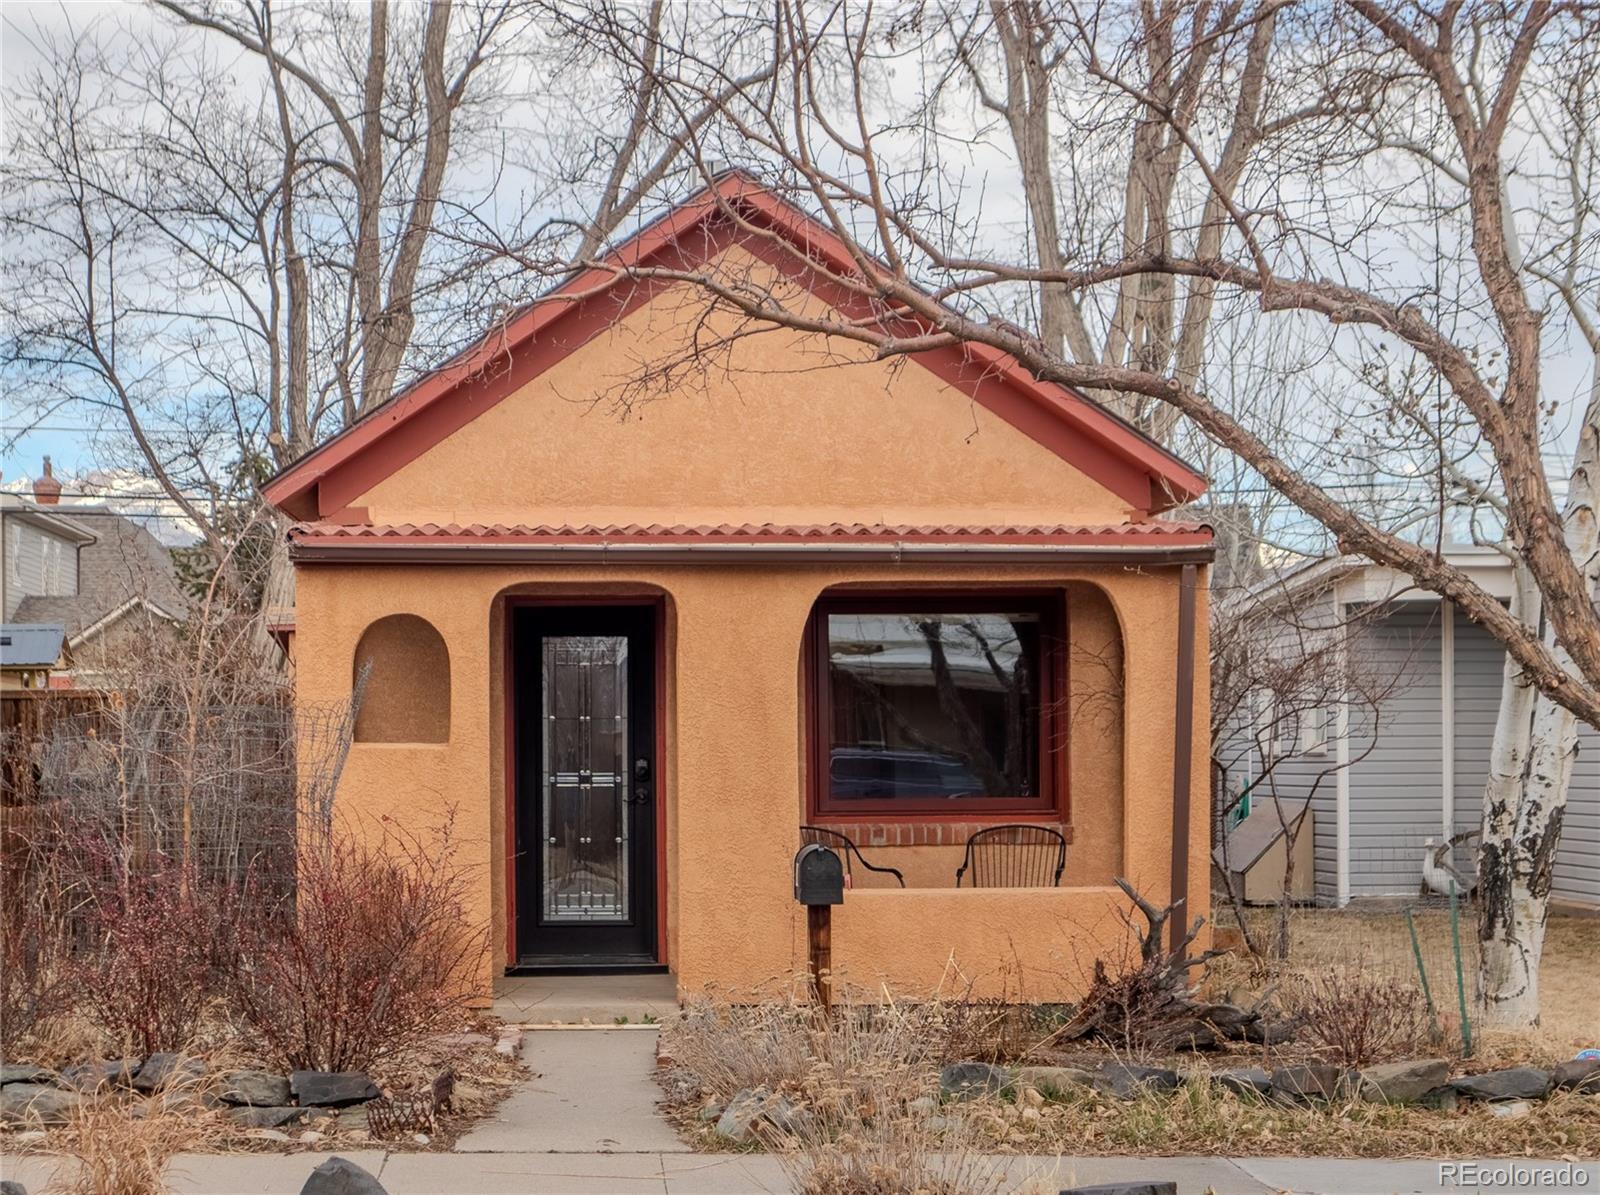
[{"x1": 263, "y1": 176, "x2": 1213, "y2": 1002}]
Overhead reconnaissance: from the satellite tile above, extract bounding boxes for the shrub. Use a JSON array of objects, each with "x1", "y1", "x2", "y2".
[
  {"x1": 77, "y1": 855, "x2": 248, "y2": 1056},
  {"x1": 1, "y1": 882, "x2": 72, "y2": 1055},
  {"x1": 1287, "y1": 965, "x2": 1435, "y2": 1067},
  {"x1": 232, "y1": 814, "x2": 486, "y2": 1072}
]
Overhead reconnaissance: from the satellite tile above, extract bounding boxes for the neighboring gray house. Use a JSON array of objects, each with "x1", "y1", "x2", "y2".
[
  {"x1": 1222, "y1": 543, "x2": 1598, "y2": 912},
  {"x1": 1, "y1": 460, "x2": 189, "y2": 686}
]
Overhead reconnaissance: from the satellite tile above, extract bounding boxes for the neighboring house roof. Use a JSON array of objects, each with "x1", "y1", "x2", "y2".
[
  {"x1": 10, "y1": 511, "x2": 189, "y2": 643},
  {"x1": 263, "y1": 173, "x2": 1208, "y2": 523},
  {"x1": 1213, "y1": 798, "x2": 1312, "y2": 872},
  {"x1": 1, "y1": 496, "x2": 98, "y2": 544},
  {"x1": 0, "y1": 623, "x2": 69, "y2": 668},
  {"x1": 288, "y1": 519, "x2": 1214, "y2": 563},
  {"x1": 1223, "y1": 542, "x2": 1517, "y2": 620}
]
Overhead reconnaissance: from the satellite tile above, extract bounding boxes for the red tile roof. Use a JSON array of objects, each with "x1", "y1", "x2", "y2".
[{"x1": 289, "y1": 520, "x2": 1212, "y2": 545}]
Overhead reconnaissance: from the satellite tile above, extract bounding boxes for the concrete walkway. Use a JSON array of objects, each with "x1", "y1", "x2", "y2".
[
  {"x1": 492, "y1": 972, "x2": 678, "y2": 1026},
  {"x1": 456, "y1": 1028, "x2": 686, "y2": 1153},
  {"x1": 5, "y1": 1150, "x2": 1596, "y2": 1193}
]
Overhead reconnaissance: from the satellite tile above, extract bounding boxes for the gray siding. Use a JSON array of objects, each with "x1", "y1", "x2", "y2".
[
  {"x1": 1215, "y1": 587, "x2": 1346, "y2": 904},
  {"x1": 1444, "y1": 613, "x2": 1598, "y2": 908},
  {"x1": 1228, "y1": 591, "x2": 1600, "y2": 908},
  {"x1": 4, "y1": 520, "x2": 79, "y2": 619},
  {"x1": 1344, "y1": 606, "x2": 1441, "y2": 897},
  {"x1": 1561, "y1": 725, "x2": 1600, "y2": 906}
]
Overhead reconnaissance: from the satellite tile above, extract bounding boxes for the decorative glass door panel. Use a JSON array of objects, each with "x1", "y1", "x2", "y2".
[
  {"x1": 541, "y1": 635, "x2": 630, "y2": 923},
  {"x1": 513, "y1": 604, "x2": 657, "y2": 967}
]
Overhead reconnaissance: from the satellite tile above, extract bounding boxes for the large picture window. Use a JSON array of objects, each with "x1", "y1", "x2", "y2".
[{"x1": 809, "y1": 595, "x2": 1062, "y2": 816}]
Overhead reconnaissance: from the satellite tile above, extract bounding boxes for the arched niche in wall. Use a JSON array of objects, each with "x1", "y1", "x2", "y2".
[{"x1": 352, "y1": 613, "x2": 450, "y2": 744}]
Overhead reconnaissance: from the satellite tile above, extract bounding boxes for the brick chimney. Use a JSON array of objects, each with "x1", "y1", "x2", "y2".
[{"x1": 33, "y1": 456, "x2": 62, "y2": 505}]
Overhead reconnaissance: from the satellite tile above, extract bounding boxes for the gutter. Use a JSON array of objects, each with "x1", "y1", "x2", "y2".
[{"x1": 287, "y1": 539, "x2": 1216, "y2": 566}]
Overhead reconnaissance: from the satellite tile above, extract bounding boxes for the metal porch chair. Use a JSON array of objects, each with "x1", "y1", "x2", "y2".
[
  {"x1": 954, "y1": 824, "x2": 1067, "y2": 887},
  {"x1": 800, "y1": 825, "x2": 906, "y2": 888}
]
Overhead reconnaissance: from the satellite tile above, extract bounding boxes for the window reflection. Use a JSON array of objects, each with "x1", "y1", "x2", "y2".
[{"x1": 826, "y1": 610, "x2": 1041, "y2": 805}]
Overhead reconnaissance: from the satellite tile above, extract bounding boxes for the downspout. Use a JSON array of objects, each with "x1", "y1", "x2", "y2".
[
  {"x1": 1335, "y1": 584, "x2": 1351, "y2": 907},
  {"x1": 1441, "y1": 600, "x2": 1455, "y2": 838},
  {"x1": 1169, "y1": 563, "x2": 1198, "y2": 952}
]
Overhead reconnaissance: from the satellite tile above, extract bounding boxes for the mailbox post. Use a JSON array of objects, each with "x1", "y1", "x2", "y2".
[{"x1": 794, "y1": 844, "x2": 844, "y2": 1013}]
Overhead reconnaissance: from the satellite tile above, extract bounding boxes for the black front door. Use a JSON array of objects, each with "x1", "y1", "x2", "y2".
[{"x1": 513, "y1": 605, "x2": 657, "y2": 967}]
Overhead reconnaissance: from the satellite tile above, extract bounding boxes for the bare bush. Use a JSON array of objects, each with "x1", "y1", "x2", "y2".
[
  {"x1": 0, "y1": 874, "x2": 73, "y2": 1055},
  {"x1": 1286, "y1": 965, "x2": 1437, "y2": 1068},
  {"x1": 77, "y1": 854, "x2": 249, "y2": 1056},
  {"x1": 232, "y1": 813, "x2": 487, "y2": 1072}
]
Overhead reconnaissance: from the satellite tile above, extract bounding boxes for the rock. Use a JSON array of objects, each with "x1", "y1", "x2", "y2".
[
  {"x1": 1552, "y1": 1058, "x2": 1600, "y2": 1093},
  {"x1": 299, "y1": 1156, "x2": 388, "y2": 1195},
  {"x1": 221, "y1": 1070, "x2": 292, "y2": 1107},
  {"x1": 1419, "y1": 1086, "x2": 1459, "y2": 1113},
  {"x1": 0, "y1": 1065, "x2": 54, "y2": 1086},
  {"x1": 132, "y1": 1053, "x2": 203, "y2": 1093},
  {"x1": 251, "y1": 1129, "x2": 292, "y2": 1142},
  {"x1": 299, "y1": 1130, "x2": 325, "y2": 1144},
  {"x1": 1059, "y1": 1184, "x2": 1177, "y2": 1195},
  {"x1": 1020, "y1": 1086, "x2": 1045, "y2": 1109},
  {"x1": 1014, "y1": 1065, "x2": 1096, "y2": 1101},
  {"x1": 764, "y1": 1094, "x2": 811, "y2": 1138},
  {"x1": 0, "y1": 1082, "x2": 83, "y2": 1126},
  {"x1": 907, "y1": 1095, "x2": 937, "y2": 1116},
  {"x1": 1, "y1": 1179, "x2": 27, "y2": 1195},
  {"x1": 696, "y1": 1101, "x2": 724, "y2": 1122},
  {"x1": 1195, "y1": 1002, "x2": 1258, "y2": 1040},
  {"x1": 939, "y1": 1062, "x2": 1012, "y2": 1101},
  {"x1": 1270, "y1": 1064, "x2": 1344, "y2": 1102},
  {"x1": 1020, "y1": 1105, "x2": 1041, "y2": 1122},
  {"x1": 1451, "y1": 1066, "x2": 1551, "y2": 1102},
  {"x1": 1242, "y1": 1018, "x2": 1299, "y2": 1045},
  {"x1": 336, "y1": 1106, "x2": 370, "y2": 1133},
  {"x1": 291, "y1": 1071, "x2": 380, "y2": 1107},
  {"x1": 60, "y1": 1059, "x2": 139, "y2": 1090},
  {"x1": 1488, "y1": 1099, "x2": 1532, "y2": 1120},
  {"x1": 1211, "y1": 1067, "x2": 1272, "y2": 1097},
  {"x1": 411, "y1": 1133, "x2": 430, "y2": 1145},
  {"x1": 1357, "y1": 1059, "x2": 1450, "y2": 1105},
  {"x1": 493, "y1": 1028, "x2": 522, "y2": 1058},
  {"x1": 228, "y1": 1105, "x2": 307, "y2": 1129},
  {"x1": 1095, "y1": 1063, "x2": 1180, "y2": 1100},
  {"x1": 713, "y1": 1087, "x2": 769, "y2": 1144}
]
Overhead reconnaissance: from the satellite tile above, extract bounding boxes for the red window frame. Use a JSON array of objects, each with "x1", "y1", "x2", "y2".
[{"x1": 805, "y1": 590, "x2": 1069, "y2": 820}]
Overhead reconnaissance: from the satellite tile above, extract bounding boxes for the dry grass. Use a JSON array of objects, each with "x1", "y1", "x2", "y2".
[
  {"x1": 1022, "y1": 1075, "x2": 1600, "y2": 1159},
  {"x1": 1220, "y1": 906, "x2": 1600, "y2": 1063},
  {"x1": 48, "y1": 1062, "x2": 217, "y2": 1195},
  {"x1": 663, "y1": 994, "x2": 1009, "y2": 1193}
]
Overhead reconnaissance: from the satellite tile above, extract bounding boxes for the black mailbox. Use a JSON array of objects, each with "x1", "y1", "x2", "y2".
[{"x1": 793, "y1": 843, "x2": 844, "y2": 906}]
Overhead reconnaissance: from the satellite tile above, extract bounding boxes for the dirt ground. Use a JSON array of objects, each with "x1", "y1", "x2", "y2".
[{"x1": 1226, "y1": 904, "x2": 1599, "y2": 1062}]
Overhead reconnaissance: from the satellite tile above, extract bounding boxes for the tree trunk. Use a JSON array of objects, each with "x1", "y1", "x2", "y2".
[{"x1": 1477, "y1": 355, "x2": 1600, "y2": 1028}]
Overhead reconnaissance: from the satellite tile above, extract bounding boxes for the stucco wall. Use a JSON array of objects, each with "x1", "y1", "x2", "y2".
[
  {"x1": 292, "y1": 560, "x2": 1210, "y2": 1000},
  {"x1": 351, "y1": 262, "x2": 1135, "y2": 529}
]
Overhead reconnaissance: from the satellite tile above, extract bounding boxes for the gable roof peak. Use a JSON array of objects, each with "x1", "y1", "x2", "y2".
[{"x1": 264, "y1": 175, "x2": 1206, "y2": 522}]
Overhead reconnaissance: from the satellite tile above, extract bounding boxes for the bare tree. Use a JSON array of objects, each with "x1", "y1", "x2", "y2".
[
  {"x1": 1, "y1": 0, "x2": 713, "y2": 595},
  {"x1": 569, "y1": 1, "x2": 1597, "y2": 1025}
]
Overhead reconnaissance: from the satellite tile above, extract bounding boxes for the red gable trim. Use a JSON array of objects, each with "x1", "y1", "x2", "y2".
[{"x1": 263, "y1": 175, "x2": 1207, "y2": 521}]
